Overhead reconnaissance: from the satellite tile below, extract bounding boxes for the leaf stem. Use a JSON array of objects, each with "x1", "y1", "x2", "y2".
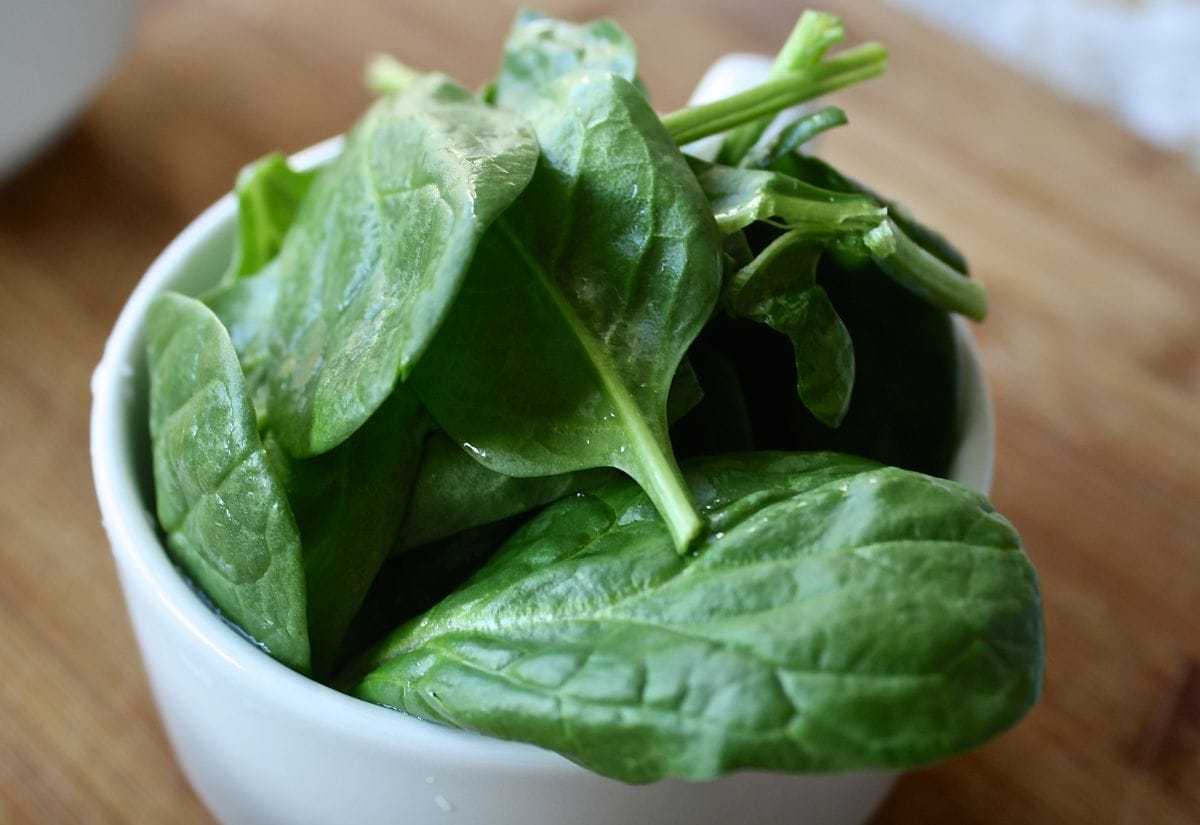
[
  {"x1": 661, "y1": 43, "x2": 887, "y2": 147},
  {"x1": 870, "y1": 220, "x2": 989, "y2": 320},
  {"x1": 716, "y1": 11, "x2": 845, "y2": 164}
]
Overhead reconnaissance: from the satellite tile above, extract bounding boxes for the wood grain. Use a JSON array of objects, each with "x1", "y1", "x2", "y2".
[{"x1": 1, "y1": 1, "x2": 1197, "y2": 822}]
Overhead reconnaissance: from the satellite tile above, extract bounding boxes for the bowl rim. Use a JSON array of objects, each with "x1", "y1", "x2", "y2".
[{"x1": 90, "y1": 134, "x2": 993, "y2": 773}]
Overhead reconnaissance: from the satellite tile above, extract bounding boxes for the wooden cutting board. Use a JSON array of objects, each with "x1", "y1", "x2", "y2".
[{"x1": 1, "y1": 0, "x2": 1196, "y2": 822}]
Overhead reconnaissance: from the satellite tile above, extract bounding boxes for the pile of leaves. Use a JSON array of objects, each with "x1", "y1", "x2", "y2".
[{"x1": 145, "y1": 10, "x2": 1042, "y2": 782}]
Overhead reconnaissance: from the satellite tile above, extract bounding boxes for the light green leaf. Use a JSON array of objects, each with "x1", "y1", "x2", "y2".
[
  {"x1": 146, "y1": 292, "x2": 310, "y2": 673},
  {"x1": 223, "y1": 153, "x2": 320, "y2": 283},
  {"x1": 266, "y1": 74, "x2": 540, "y2": 457},
  {"x1": 494, "y1": 10, "x2": 639, "y2": 111}
]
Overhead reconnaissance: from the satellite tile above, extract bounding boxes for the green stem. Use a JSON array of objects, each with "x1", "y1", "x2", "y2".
[
  {"x1": 717, "y1": 11, "x2": 845, "y2": 164},
  {"x1": 871, "y1": 220, "x2": 989, "y2": 320},
  {"x1": 662, "y1": 43, "x2": 887, "y2": 147}
]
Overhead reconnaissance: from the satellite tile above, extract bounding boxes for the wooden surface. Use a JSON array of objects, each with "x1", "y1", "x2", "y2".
[{"x1": 2, "y1": 1, "x2": 1197, "y2": 822}]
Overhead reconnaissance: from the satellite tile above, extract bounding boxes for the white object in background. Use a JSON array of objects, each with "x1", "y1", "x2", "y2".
[
  {"x1": 90, "y1": 59, "x2": 993, "y2": 825},
  {"x1": 0, "y1": 0, "x2": 140, "y2": 179}
]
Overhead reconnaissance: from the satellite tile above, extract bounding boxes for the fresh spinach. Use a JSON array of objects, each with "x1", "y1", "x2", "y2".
[
  {"x1": 267, "y1": 389, "x2": 431, "y2": 677},
  {"x1": 494, "y1": 9, "x2": 641, "y2": 110},
  {"x1": 265, "y1": 74, "x2": 540, "y2": 457},
  {"x1": 142, "y1": 8, "x2": 1043, "y2": 782},
  {"x1": 724, "y1": 229, "x2": 855, "y2": 427},
  {"x1": 354, "y1": 452, "x2": 1042, "y2": 782},
  {"x1": 411, "y1": 72, "x2": 722, "y2": 552},
  {"x1": 146, "y1": 292, "x2": 310, "y2": 672},
  {"x1": 223, "y1": 153, "x2": 319, "y2": 283}
]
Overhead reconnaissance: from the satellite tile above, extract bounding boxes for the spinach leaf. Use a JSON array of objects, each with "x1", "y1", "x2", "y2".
[
  {"x1": 223, "y1": 153, "x2": 320, "y2": 283},
  {"x1": 695, "y1": 260, "x2": 961, "y2": 477},
  {"x1": 494, "y1": 10, "x2": 639, "y2": 110},
  {"x1": 355, "y1": 452, "x2": 1042, "y2": 782},
  {"x1": 208, "y1": 266, "x2": 431, "y2": 675},
  {"x1": 203, "y1": 260, "x2": 283, "y2": 425},
  {"x1": 397, "y1": 431, "x2": 612, "y2": 551},
  {"x1": 726, "y1": 228, "x2": 854, "y2": 427},
  {"x1": 743, "y1": 105, "x2": 848, "y2": 170},
  {"x1": 267, "y1": 389, "x2": 431, "y2": 676},
  {"x1": 398, "y1": 358, "x2": 701, "y2": 552},
  {"x1": 146, "y1": 292, "x2": 310, "y2": 673},
  {"x1": 265, "y1": 74, "x2": 540, "y2": 457},
  {"x1": 411, "y1": 72, "x2": 722, "y2": 551}
]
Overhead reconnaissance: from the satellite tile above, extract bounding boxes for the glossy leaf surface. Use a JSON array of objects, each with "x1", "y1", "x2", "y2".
[
  {"x1": 357, "y1": 452, "x2": 1043, "y2": 782},
  {"x1": 266, "y1": 74, "x2": 539, "y2": 456},
  {"x1": 412, "y1": 72, "x2": 722, "y2": 550}
]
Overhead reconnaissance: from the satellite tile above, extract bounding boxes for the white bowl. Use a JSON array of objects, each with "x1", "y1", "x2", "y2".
[
  {"x1": 90, "y1": 65, "x2": 993, "y2": 825},
  {"x1": 0, "y1": 0, "x2": 140, "y2": 178}
]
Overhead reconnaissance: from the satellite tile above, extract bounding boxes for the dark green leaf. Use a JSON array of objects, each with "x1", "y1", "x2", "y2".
[
  {"x1": 397, "y1": 431, "x2": 612, "y2": 551},
  {"x1": 355, "y1": 452, "x2": 1043, "y2": 782},
  {"x1": 265, "y1": 74, "x2": 540, "y2": 457},
  {"x1": 726, "y1": 228, "x2": 855, "y2": 427},
  {"x1": 411, "y1": 73, "x2": 722, "y2": 550},
  {"x1": 268, "y1": 389, "x2": 432, "y2": 676},
  {"x1": 146, "y1": 292, "x2": 310, "y2": 673},
  {"x1": 696, "y1": 261, "x2": 962, "y2": 477}
]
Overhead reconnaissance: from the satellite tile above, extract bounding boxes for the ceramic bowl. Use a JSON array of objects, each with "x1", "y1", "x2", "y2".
[
  {"x1": 90, "y1": 60, "x2": 993, "y2": 825},
  {"x1": 0, "y1": 0, "x2": 140, "y2": 178}
]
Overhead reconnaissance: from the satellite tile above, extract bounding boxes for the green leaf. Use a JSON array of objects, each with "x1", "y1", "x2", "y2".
[
  {"x1": 355, "y1": 452, "x2": 1043, "y2": 782},
  {"x1": 265, "y1": 74, "x2": 540, "y2": 457},
  {"x1": 696, "y1": 261, "x2": 962, "y2": 477},
  {"x1": 224, "y1": 154, "x2": 320, "y2": 282},
  {"x1": 726, "y1": 229, "x2": 855, "y2": 427},
  {"x1": 411, "y1": 73, "x2": 722, "y2": 551},
  {"x1": 203, "y1": 259, "x2": 284, "y2": 426},
  {"x1": 146, "y1": 292, "x2": 310, "y2": 673},
  {"x1": 207, "y1": 256, "x2": 434, "y2": 673},
  {"x1": 398, "y1": 357, "x2": 704, "y2": 551},
  {"x1": 689, "y1": 159, "x2": 886, "y2": 235},
  {"x1": 268, "y1": 389, "x2": 432, "y2": 676},
  {"x1": 397, "y1": 431, "x2": 613, "y2": 551},
  {"x1": 744, "y1": 105, "x2": 848, "y2": 169},
  {"x1": 494, "y1": 10, "x2": 639, "y2": 111}
]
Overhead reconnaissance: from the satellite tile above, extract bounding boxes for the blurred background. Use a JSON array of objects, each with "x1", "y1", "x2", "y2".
[
  {"x1": 1, "y1": 1, "x2": 1197, "y2": 823},
  {"x1": 894, "y1": 0, "x2": 1200, "y2": 166}
]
